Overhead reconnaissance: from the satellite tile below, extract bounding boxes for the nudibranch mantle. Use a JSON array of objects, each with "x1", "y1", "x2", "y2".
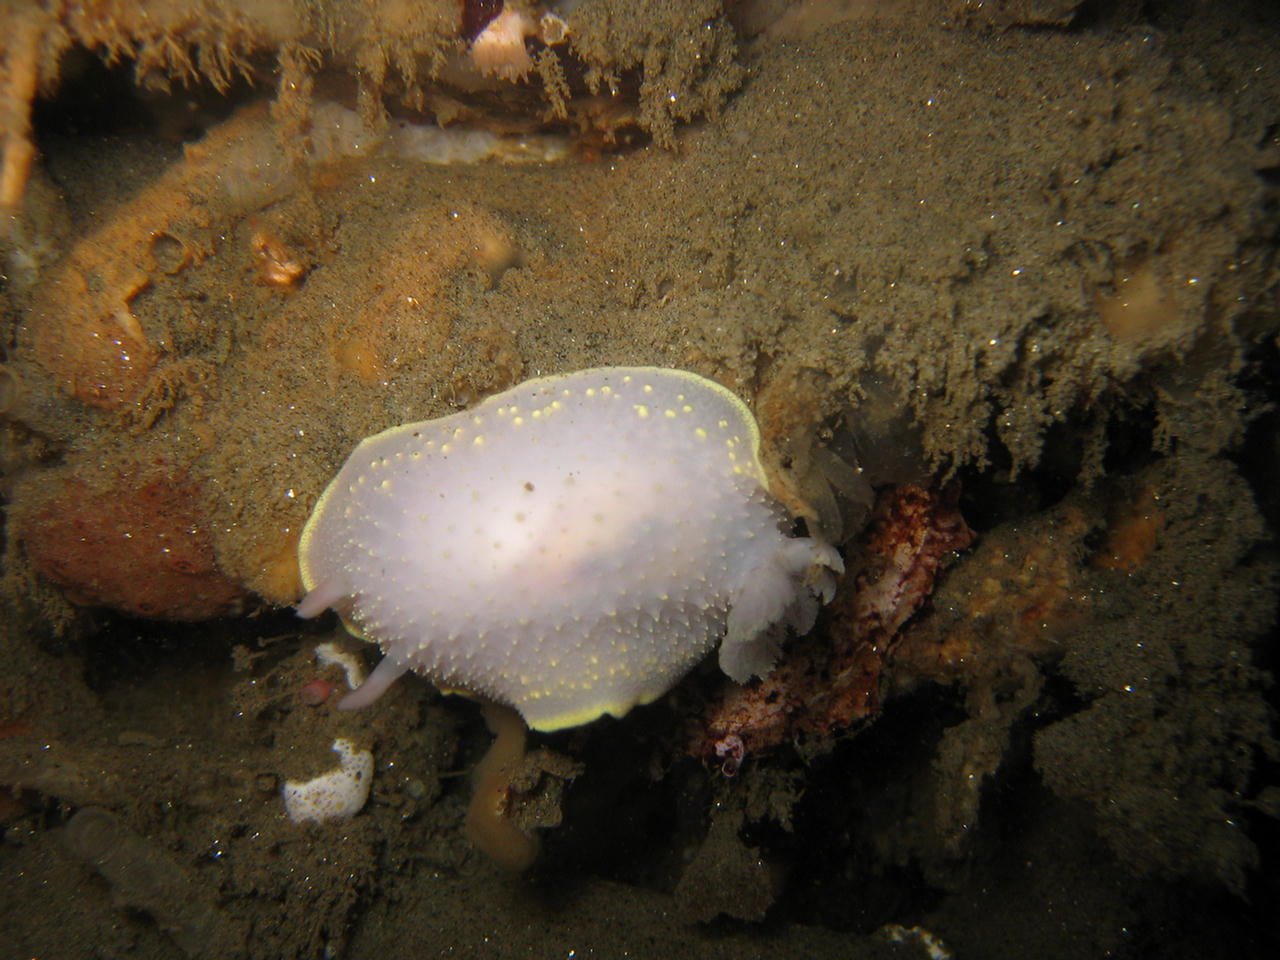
[{"x1": 297, "y1": 366, "x2": 842, "y2": 731}]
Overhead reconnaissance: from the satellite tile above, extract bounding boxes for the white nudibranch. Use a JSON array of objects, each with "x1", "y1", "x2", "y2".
[{"x1": 296, "y1": 366, "x2": 843, "y2": 731}]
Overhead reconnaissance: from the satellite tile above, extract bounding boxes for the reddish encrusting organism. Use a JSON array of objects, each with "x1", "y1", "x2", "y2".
[
  {"x1": 15, "y1": 460, "x2": 247, "y2": 620},
  {"x1": 685, "y1": 483, "x2": 975, "y2": 761}
]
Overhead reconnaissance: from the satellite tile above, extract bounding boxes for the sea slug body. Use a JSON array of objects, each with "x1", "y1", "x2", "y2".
[{"x1": 297, "y1": 366, "x2": 843, "y2": 731}]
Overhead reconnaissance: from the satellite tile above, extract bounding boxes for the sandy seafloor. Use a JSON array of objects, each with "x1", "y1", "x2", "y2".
[{"x1": 1, "y1": 1, "x2": 1278, "y2": 958}]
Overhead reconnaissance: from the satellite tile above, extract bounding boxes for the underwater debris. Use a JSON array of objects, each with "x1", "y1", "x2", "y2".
[
  {"x1": 282, "y1": 738, "x2": 374, "y2": 825},
  {"x1": 63, "y1": 806, "x2": 246, "y2": 957}
]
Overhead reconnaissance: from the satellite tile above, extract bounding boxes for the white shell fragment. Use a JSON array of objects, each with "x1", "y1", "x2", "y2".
[
  {"x1": 315, "y1": 640, "x2": 366, "y2": 691},
  {"x1": 297, "y1": 366, "x2": 843, "y2": 731},
  {"x1": 282, "y1": 738, "x2": 374, "y2": 825}
]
